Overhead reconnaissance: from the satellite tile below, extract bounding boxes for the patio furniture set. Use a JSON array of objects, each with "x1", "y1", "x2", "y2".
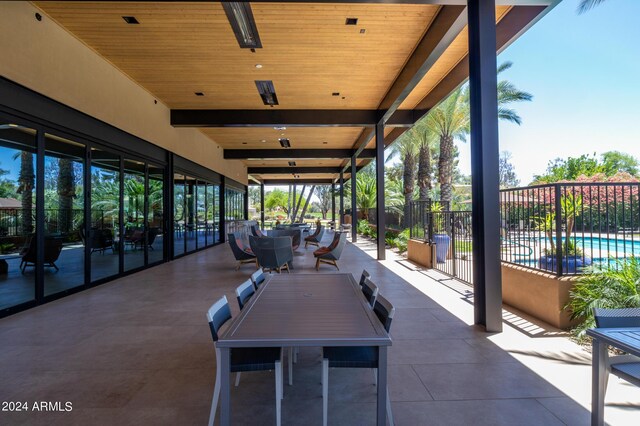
[
  {"x1": 206, "y1": 270, "x2": 394, "y2": 426},
  {"x1": 228, "y1": 224, "x2": 347, "y2": 273}
]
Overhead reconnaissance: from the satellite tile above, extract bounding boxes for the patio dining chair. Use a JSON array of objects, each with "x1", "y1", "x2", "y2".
[
  {"x1": 593, "y1": 308, "x2": 640, "y2": 395},
  {"x1": 251, "y1": 268, "x2": 267, "y2": 289},
  {"x1": 206, "y1": 296, "x2": 283, "y2": 426},
  {"x1": 235, "y1": 279, "x2": 255, "y2": 310},
  {"x1": 359, "y1": 270, "x2": 371, "y2": 288},
  {"x1": 322, "y1": 294, "x2": 395, "y2": 426},
  {"x1": 361, "y1": 277, "x2": 379, "y2": 308}
]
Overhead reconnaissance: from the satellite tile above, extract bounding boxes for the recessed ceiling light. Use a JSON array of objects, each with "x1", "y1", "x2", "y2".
[
  {"x1": 261, "y1": 139, "x2": 267, "y2": 143},
  {"x1": 345, "y1": 18, "x2": 358, "y2": 25},
  {"x1": 332, "y1": 92, "x2": 340, "y2": 96},
  {"x1": 122, "y1": 16, "x2": 139, "y2": 25},
  {"x1": 288, "y1": 161, "x2": 297, "y2": 167},
  {"x1": 360, "y1": 29, "x2": 366, "y2": 34},
  {"x1": 274, "y1": 126, "x2": 287, "y2": 131},
  {"x1": 323, "y1": 142, "x2": 328, "y2": 145},
  {"x1": 195, "y1": 92, "x2": 205, "y2": 96},
  {"x1": 255, "y1": 64, "x2": 263, "y2": 69},
  {"x1": 279, "y1": 138, "x2": 291, "y2": 148},
  {"x1": 242, "y1": 142, "x2": 247, "y2": 145}
]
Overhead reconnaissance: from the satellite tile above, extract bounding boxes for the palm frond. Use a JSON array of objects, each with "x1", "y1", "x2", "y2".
[{"x1": 578, "y1": 0, "x2": 607, "y2": 14}]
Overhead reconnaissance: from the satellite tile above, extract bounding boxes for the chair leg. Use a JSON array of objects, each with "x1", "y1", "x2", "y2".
[
  {"x1": 315, "y1": 258, "x2": 320, "y2": 271},
  {"x1": 235, "y1": 372, "x2": 241, "y2": 387},
  {"x1": 386, "y1": 387, "x2": 394, "y2": 426},
  {"x1": 285, "y1": 263, "x2": 290, "y2": 274},
  {"x1": 288, "y1": 347, "x2": 293, "y2": 386},
  {"x1": 209, "y1": 367, "x2": 221, "y2": 426},
  {"x1": 322, "y1": 359, "x2": 329, "y2": 426},
  {"x1": 294, "y1": 347, "x2": 298, "y2": 364},
  {"x1": 275, "y1": 360, "x2": 282, "y2": 426},
  {"x1": 235, "y1": 262, "x2": 240, "y2": 271}
]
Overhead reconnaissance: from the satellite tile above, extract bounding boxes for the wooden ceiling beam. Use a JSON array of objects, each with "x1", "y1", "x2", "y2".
[{"x1": 224, "y1": 149, "x2": 376, "y2": 160}]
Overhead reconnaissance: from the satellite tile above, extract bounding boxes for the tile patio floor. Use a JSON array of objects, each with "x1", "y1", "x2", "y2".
[{"x1": 1, "y1": 231, "x2": 639, "y2": 425}]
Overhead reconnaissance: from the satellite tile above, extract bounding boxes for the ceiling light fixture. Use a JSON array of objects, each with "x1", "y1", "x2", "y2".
[
  {"x1": 194, "y1": 92, "x2": 205, "y2": 96},
  {"x1": 279, "y1": 138, "x2": 291, "y2": 148},
  {"x1": 274, "y1": 126, "x2": 286, "y2": 131},
  {"x1": 222, "y1": 2, "x2": 262, "y2": 49},
  {"x1": 256, "y1": 80, "x2": 279, "y2": 106},
  {"x1": 345, "y1": 18, "x2": 358, "y2": 25},
  {"x1": 332, "y1": 92, "x2": 340, "y2": 96},
  {"x1": 122, "y1": 16, "x2": 139, "y2": 25},
  {"x1": 288, "y1": 161, "x2": 296, "y2": 167},
  {"x1": 261, "y1": 139, "x2": 267, "y2": 143},
  {"x1": 255, "y1": 64, "x2": 263, "y2": 69}
]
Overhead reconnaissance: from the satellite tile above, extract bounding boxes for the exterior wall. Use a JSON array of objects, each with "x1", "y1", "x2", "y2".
[
  {"x1": 502, "y1": 263, "x2": 580, "y2": 329},
  {"x1": 0, "y1": 1, "x2": 246, "y2": 184},
  {"x1": 407, "y1": 239, "x2": 434, "y2": 268}
]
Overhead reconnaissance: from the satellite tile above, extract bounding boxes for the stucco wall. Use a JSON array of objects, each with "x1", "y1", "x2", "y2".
[{"x1": 0, "y1": 1, "x2": 246, "y2": 184}]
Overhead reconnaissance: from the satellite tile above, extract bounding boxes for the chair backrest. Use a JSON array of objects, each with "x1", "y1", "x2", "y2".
[
  {"x1": 309, "y1": 225, "x2": 321, "y2": 238},
  {"x1": 593, "y1": 308, "x2": 640, "y2": 328},
  {"x1": 251, "y1": 235, "x2": 293, "y2": 269},
  {"x1": 44, "y1": 237, "x2": 63, "y2": 262},
  {"x1": 206, "y1": 295, "x2": 232, "y2": 342},
  {"x1": 359, "y1": 270, "x2": 370, "y2": 288},
  {"x1": 373, "y1": 294, "x2": 395, "y2": 332},
  {"x1": 148, "y1": 227, "x2": 160, "y2": 244},
  {"x1": 251, "y1": 268, "x2": 266, "y2": 289},
  {"x1": 250, "y1": 225, "x2": 264, "y2": 237},
  {"x1": 327, "y1": 232, "x2": 347, "y2": 260},
  {"x1": 235, "y1": 279, "x2": 255, "y2": 310},
  {"x1": 361, "y1": 277, "x2": 379, "y2": 308},
  {"x1": 229, "y1": 232, "x2": 253, "y2": 259},
  {"x1": 316, "y1": 225, "x2": 325, "y2": 242}
]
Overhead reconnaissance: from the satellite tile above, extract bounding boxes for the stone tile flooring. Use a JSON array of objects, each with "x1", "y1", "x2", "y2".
[{"x1": 0, "y1": 232, "x2": 639, "y2": 425}]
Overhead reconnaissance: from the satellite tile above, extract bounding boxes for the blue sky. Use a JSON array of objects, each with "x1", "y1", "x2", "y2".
[{"x1": 457, "y1": 0, "x2": 640, "y2": 185}]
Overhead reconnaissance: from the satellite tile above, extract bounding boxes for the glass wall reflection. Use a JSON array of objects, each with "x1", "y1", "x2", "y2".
[
  {"x1": 196, "y1": 181, "x2": 206, "y2": 248},
  {"x1": 44, "y1": 134, "x2": 85, "y2": 296},
  {"x1": 0, "y1": 124, "x2": 37, "y2": 310},
  {"x1": 173, "y1": 173, "x2": 185, "y2": 257},
  {"x1": 90, "y1": 148, "x2": 120, "y2": 281},
  {"x1": 123, "y1": 160, "x2": 145, "y2": 272},
  {"x1": 148, "y1": 164, "x2": 164, "y2": 264},
  {"x1": 185, "y1": 176, "x2": 197, "y2": 253}
]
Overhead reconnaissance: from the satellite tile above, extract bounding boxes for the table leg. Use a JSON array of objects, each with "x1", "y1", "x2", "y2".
[
  {"x1": 591, "y1": 337, "x2": 606, "y2": 426},
  {"x1": 377, "y1": 346, "x2": 388, "y2": 426},
  {"x1": 220, "y1": 348, "x2": 231, "y2": 426}
]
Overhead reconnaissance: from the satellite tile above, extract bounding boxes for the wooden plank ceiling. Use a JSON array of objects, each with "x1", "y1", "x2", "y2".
[{"x1": 35, "y1": 1, "x2": 548, "y2": 184}]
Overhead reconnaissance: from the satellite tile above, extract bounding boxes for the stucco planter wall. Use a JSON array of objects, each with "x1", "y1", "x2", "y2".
[
  {"x1": 502, "y1": 263, "x2": 579, "y2": 329},
  {"x1": 407, "y1": 239, "x2": 434, "y2": 268}
]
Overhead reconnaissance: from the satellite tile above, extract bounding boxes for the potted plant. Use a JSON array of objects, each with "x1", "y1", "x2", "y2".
[
  {"x1": 536, "y1": 193, "x2": 592, "y2": 274},
  {"x1": 430, "y1": 202, "x2": 450, "y2": 263}
]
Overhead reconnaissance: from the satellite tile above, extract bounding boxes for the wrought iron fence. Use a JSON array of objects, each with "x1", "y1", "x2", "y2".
[
  {"x1": 500, "y1": 182, "x2": 640, "y2": 276},
  {"x1": 0, "y1": 208, "x2": 104, "y2": 237},
  {"x1": 423, "y1": 210, "x2": 473, "y2": 285}
]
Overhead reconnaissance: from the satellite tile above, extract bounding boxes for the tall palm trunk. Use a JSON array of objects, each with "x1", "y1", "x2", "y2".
[
  {"x1": 58, "y1": 158, "x2": 76, "y2": 234},
  {"x1": 17, "y1": 152, "x2": 35, "y2": 235},
  {"x1": 297, "y1": 185, "x2": 315, "y2": 222},
  {"x1": 403, "y1": 152, "x2": 416, "y2": 227},
  {"x1": 438, "y1": 134, "x2": 454, "y2": 206},
  {"x1": 417, "y1": 142, "x2": 431, "y2": 199}
]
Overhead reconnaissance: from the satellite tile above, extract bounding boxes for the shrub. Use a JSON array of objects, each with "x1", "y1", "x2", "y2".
[
  {"x1": 393, "y1": 229, "x2": 410, "y2": 253},
  {"x1": 385, "y1": 236, "x2": 396, "y2": 247},
  {"x1": 357, "y1": 220, "x2": 372, "y2": 236},
  {"x1": 566, "y1": 256, "x2": 640, "y2": 336}
]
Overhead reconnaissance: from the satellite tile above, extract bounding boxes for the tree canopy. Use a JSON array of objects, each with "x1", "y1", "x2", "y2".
[{"x1": 532, "y1": 151, "x2": 639, "y2": 184}]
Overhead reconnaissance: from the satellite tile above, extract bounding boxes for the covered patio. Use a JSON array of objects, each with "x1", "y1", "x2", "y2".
[{"x1": 1, "y1": 234, "x2": 638, "y2": 425}]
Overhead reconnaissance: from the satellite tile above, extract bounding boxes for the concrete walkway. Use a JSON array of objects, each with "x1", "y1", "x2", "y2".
[{"x1": 0, "y1": 232, "x2": 638, "y2": 425}]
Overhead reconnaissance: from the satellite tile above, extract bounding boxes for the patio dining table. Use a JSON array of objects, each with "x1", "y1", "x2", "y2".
[
  {"x1": 216, "y1": 273, "x2": 392, "y2": 425},
  {"x1": 586, "y1": 327, "x2": 640, "y2": 425}
]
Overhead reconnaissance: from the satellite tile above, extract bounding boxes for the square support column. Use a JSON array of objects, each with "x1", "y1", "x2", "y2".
[
  {"x1": 351, "y1": 155, "x2": 358, "y2": 243},
  {"x1": 468, "y1": 0, "x2": 502, "y2": 332},
  {"x1": 331, "y1": 183, "x2": 336, "y2": 223},
  {"x1": 339, "y1": 171, "x2": 344, "y2": 227},
  {"x1": 375, "y1": 123, "x2": 386, "y2": 261},
  {"x1": 244, "y1": 185, "x2": 249, "y2": 220},
  {"x1": 260, "y1": 183, "x2": 265, "y2": 229}
]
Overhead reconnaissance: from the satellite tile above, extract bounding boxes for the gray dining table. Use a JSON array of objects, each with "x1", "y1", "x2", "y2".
[
  {"x1": 216, "y1": 273, "x2": 392, "y2": 425},
  {"x1": 586, "y1": 327, "x2": 640, "y2": 425}
]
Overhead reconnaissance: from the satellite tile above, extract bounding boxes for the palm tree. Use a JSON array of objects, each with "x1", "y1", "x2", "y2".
[
  {"x1": 57, "y1": 158, "x2": 76, "y2": 234},
  {"x1": 16, "y1": 152, "x2": 35, "y2": 234},
  {"x1": 355, "y1": 173, "x2": 377, "y2": 221},
  {"x1": 578, "y1": 0, "x2": 607, "y2": 14},
  {"x1": 426, "y1": 61, "x2": 532, "y2": 205},
  {"x1": 387, "y1": 136, "x2": 417, "y2": 225}
]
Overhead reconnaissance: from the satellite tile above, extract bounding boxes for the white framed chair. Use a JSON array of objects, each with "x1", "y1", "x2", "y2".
[{"x1": 206, "y1": 296, "x2": 283, "y2": 426}]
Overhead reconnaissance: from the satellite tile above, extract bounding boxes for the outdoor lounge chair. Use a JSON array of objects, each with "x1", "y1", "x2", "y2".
[
  {"x1": 268, "y1": 229, "x2": 301, "y2": 251},
  {"x1": 304, "y1": 225, "x2": 324, "y2": 248},
  {"x1": 313, "y1": 231, "x2": 347, "y2": 271},
  {"x1": 593, "y1": 308, "x2": 640, "y2": 395},
  {"x1": 80, "y1": 227, "x2": 114, "y2": 254},
  {"x1": 249, "y1": 235, "x2": 293, "y2": 273},
  {"x1": 20, "y1": 235, "x2": 64, "y2": 274},
  {"x1": 206, "y1": 296, "x2": 283, "y2": 426},
  {"x1": 228, "y1": 232, "x2": 257, "y2": 270},
  {"x1": 322, "y1": 294, "x2": 395, "y2": 426},
  {"x1": 250, "y1": 224, "x2": 265, "y2": 238}
]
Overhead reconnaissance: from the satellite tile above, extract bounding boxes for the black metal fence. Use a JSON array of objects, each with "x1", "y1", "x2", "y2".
[
  {"x1": 500, "y1": 182, "x2": 640, "y2": 276},
  {"x1": 0, "y1": 208, "x2": 103, "y2": 237}
]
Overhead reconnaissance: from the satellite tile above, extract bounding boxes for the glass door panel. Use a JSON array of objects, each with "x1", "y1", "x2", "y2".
[
  {"x1": 90, "y1": 148, "x2": 120, "y2": 281},
  {"x1": 196, "y1": 181, "x2": 206, "y2": 248},
  {"x1": 44, "y1": 133, "x2": 85, "y2": 296},
  {"x1": 0, "y1": 124, "x2": 37, "y2": 310},
  {"x1": 185, "y1": 176, "x2": 197, "y2": 253},
  {"x1": 173, "y1": 173, "x2": 185, "y2": 257},
  {"x1": 148, "y1": 164, "x2": 164, "y2": 264},
  {"x1": 123, "y1": 160, "x2": 145, "y2": 272}
]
